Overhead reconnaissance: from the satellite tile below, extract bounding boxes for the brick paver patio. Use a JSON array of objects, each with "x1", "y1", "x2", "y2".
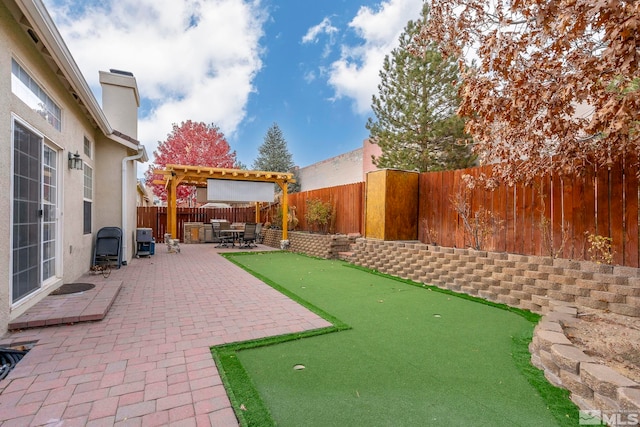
[{"x1": 0, "y1": 243, "x2": 331, "y2": 426}]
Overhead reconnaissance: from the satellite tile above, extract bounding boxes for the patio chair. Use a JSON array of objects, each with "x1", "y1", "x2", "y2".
[
  {"x1": 240, "y1": 222, "x2": 258, "y2": 248},
  {"x1": 212, "y1": 222, "x2": 233, "y2": 248}
]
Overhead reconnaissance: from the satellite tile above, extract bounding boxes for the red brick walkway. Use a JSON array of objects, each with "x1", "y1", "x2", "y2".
[{"x1": 0, "y1": 244, "x2": 331, "y2": 426}]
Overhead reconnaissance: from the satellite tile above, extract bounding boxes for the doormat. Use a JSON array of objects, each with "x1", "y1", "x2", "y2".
[{"x1": 50, "y1": 283, "x2": 96, "y2": 295}]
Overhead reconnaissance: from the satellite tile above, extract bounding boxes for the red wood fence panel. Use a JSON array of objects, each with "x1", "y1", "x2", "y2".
[
  {"x1": 137, "y1": 159, "x2": 638, "y2": 267},
  {"x1": 417, "y1": 160, "x2": 640, "y2": 267}
]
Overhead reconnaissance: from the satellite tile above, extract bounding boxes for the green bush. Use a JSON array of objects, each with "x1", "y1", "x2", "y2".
[{"x1": 305, "y1": 198, "x2": 335, "y2": 234}]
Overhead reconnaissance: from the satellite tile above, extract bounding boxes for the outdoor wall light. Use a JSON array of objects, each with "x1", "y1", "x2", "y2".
[{"x1": 68, "y1": 151, "x2": 83, "y2": 170}]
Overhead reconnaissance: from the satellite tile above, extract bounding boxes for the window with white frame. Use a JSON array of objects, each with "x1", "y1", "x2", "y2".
[
  {"x1": 83, "y1": 164, "x2": 93, "y2": 234},
  {"x1": 11, "y1": 59, "x2": 62, "y2": 131},
  {"x1": 83, "y1": 136, "x2": 92, "y2": 158}
]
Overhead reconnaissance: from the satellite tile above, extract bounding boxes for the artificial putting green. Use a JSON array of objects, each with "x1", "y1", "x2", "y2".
[{"x1": 215, "y1": 252, "x2": 578, "y2": 426}]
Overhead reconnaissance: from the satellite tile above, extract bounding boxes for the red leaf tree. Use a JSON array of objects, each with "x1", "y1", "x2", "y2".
[{"x1": 144, "y1": 120, "x2": 237, "y2": 204}]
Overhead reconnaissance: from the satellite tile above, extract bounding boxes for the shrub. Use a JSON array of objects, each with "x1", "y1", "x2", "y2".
[{"x1": 305, "y1": 199, "x2": 335, "y2": 234}]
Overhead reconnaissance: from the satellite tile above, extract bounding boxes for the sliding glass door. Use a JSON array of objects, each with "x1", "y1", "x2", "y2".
[{"x1": 12, "y1": 121, "x2": 58, "y2": 303}]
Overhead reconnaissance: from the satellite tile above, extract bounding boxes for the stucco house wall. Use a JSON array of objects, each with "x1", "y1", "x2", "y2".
[
  {"x1": 298, "y1": 139, "x2": 382, "y2": 192},
  {"x1": 0, "y1": 0, "x2": 146, "y2": 333}
]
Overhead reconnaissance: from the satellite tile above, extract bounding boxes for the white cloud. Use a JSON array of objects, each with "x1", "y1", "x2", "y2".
[
  {"x1": 301, "y1": 17, "x2": 338, "y2": 44},
  {"x1": 327, "y1": 0, "x2": 423, "y2": 114},
  {"x1": 44, "y1": 0, "x2": 266, "y2": 163}
]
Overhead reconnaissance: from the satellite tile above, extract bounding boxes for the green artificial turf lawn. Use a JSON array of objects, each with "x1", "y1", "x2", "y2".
[{"x1": 215, "y1": 252, "x2": 578, "y2": 426}]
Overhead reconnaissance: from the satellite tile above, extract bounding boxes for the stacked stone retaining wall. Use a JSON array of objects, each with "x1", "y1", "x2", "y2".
[
  {"x1": 530, "y1": 302, "x2": 640, "y2": 421},
  {"x1": 262, "y1": 229, "x2": 354, "y2": 259},
  {"x1": 347, "y1": 239, "x2": 640, "y2": 318}
]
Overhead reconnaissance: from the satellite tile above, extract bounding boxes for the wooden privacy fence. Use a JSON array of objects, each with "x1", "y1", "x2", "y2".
[
  {"x1": 137, "y1": 160, "x2": 639, "y2": 267},
  {"x1": 136, "y1": 182, "x2": 365, "y2": 241},
  {"x1": 419, "y1": 158, "x2": 640, "y2": 267},
  {"x1": 137, "y1": 206, "x2": 256, "y2": 242},
  {"x1": 260, "y1": 182, "x2": 365, "y2": 235}
]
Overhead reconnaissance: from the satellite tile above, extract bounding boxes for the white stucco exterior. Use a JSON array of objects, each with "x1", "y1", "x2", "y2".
[
  {"x1": 0, "y1": 0, "x2": 146, "y2": 333},
  {"x1": 297, "y1": 139, "x2": 382, "y2": 191}
]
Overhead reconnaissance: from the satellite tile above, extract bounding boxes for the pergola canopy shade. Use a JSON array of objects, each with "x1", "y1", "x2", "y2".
[
  {"x1": 153, "y1": 164, "x2": 295, "y2": 239},
  {"x1": 207, "y1": 180, "x2": 274, "y2": 203}
]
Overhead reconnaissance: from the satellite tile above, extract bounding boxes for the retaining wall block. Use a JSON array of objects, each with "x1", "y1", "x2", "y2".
[
  {"x1": 540, "y1": 349, "x2": 560, "y2": 375},
  {"x1": 574, "y1": 296, "x2": 609, "y2": 310},
  {"x1": 508, "y1": 254, "x2": 530, "y2": 263},
  {"x1": 618, "y1": 387, "x2": 640, "y2": 411},
  {"x1": 565, "y1": 270, "x2": 595, "y2": 280},
  {"x1": 528, "y1": 255, "x2": 554, "y2": 266},
  {"x1": 531, "y1": 295, "x2": 551, "y2": 307},
  {"x1": 502, "y1": 281, "x2": 523, "y2": 291},
  {"x1": 531, "y1": 352, "x2": 543, "y2": 370},
  {"x1": 550, "y1": 344, "x2": 595, "y2": 375},
  {"x1": 536, "y1": 329, "x2": 573, "y2": 350},
  {"x1": 460, "y1": 285, "x2": 478, "y2": 296},
  {"x1": 489, "y1": 285, "x2": 510, "y2": 296},
  {"x1": 553, "y1": 259, "x2": 582, "y2": 270},
  {"x1": 539, "y1": 265, "x2": 565, "y2": 275},
  {"x1": 536, "y1": 320, "x2": 564, "y2": 333},
  {"x1": 580, "y1": 261, "x2": 614, "y2": 274},
  {"x1": 590, "y1": 290, "x2": 625, "y2": 304},
  {"x1": 478, "y1": 290, "x2": 497, "y2": 301},
  {"x1": 627, "y1": 296, "x2": 640, "y2": 307},
  {"x1": 513, "y1": 276, "x2": 536, "y2": 287},
  {"x1": 546, "y1": 290, "x2": 575, "y2": 302},
  {"x1": 496, "y1": 294, "x2": 520, "y2": 306},
  {"x1": 544, "y1": 368, "x2": 564, "y2": 388},
  {"x1": 571, "y1": 394, "x2": 596, "y2": 413},
  {"x1": 519, "y1": 300, "x2": 541, "y2": 312},
  {"x1": 608, "y1": 303, "x2": 640, "y2": 317},
  {"x1": 580, "y1": 363, "x2": 639, "y2": 400},
  {"x1": 559, "y1": 371, "x2": 595, "y2": 399},
  {"x1": 575, "y1": 279, "x2": 607, "y2": 291},
  {"x1": 549, "y1": 274, "x2": 577, "y2": 286},
  {"x1": 614, "y1": 266, "x2": 640, "y2": 277},
  {"x1": 592, "y1": 273, "x2": 629, "y2": 286},
  {"x1": 524, "y1": 271, "x2": 550, "y2": 280},
  {"x1": 609, "y1": 283, "x2": 640, "y2": 297},
  {"x1": 522, "y1": 284, "x2": 547, "y2": 296},
  {"x1": 510, "y1": 290, "x2": 531, "y2": 301},
  {"x1": 494, "y1": 259, "x2": 516, "y2": 268},
  {"x1": 594, "y1": 393, "x2": 622, "y2": 413},
  {"x1": 560, "y1": 285, "x2": 591, "y2": 297}
]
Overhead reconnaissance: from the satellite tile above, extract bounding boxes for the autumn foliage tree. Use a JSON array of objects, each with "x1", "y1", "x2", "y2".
[
  {"x1": 421, "y1": 0, "x2": 639, "y2": 184},
  {"x1": 144, "y1": 120, "x2": 237, "y2": 203}
]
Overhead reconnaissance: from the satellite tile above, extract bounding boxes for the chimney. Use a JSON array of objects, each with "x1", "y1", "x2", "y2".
[{"x1": 99, "y1": 69, "x2": 140, "y2": 139}]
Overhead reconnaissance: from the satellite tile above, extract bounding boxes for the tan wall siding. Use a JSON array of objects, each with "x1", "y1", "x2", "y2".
[{"x1": 0, "y1": 1, "x2": 137, "y2": 332}]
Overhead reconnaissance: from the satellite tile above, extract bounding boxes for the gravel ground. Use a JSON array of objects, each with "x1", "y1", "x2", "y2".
[{"x1": 563, "y1": 309, "x2": 640, "y2": 383}]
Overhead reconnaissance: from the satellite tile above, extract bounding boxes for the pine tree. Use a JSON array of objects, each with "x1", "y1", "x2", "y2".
[
  {"x1": 253, "y1": 123, "x2": 300, "y2": 192},
  {"x1": 366, "y1": 4, "x2": 474, "y2": 172}
]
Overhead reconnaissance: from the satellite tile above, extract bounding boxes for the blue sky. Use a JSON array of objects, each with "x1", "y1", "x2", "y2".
[{"x1": 43, "y1": 0, "x2": 424, "y2": 174}]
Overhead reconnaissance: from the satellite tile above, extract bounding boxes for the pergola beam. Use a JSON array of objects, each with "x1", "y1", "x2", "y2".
[{"x1": 153, "y1": 164, "x2": 295, "y2": 240}]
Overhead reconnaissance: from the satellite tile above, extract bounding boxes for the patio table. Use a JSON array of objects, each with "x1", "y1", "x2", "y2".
[{"x1": 221, "y1": 229, "x2": 244, "y2": 247}]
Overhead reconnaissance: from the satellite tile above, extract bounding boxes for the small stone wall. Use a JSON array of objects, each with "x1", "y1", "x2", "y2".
[
  {"x1": 347, "y1": 239, "x2": 640, "y2": 317},
  {"x1": 530, "y1": 302, "x2": 640, "y2": 420},
  {"x1": 262, "y1": 229, "x2": 356, "y2": 259}
]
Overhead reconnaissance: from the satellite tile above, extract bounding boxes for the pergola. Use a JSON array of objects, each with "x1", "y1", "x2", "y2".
[{"x1": 153, "y1": 164, "x2": 295, "y2": 240}]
